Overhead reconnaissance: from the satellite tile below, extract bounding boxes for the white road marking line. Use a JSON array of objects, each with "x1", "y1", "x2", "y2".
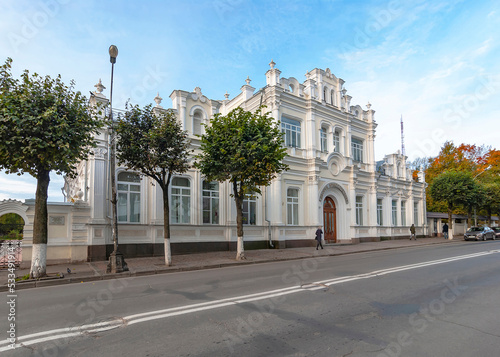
[{"x1": 2, "y1": 249, "x2": 499, "y2": 352}]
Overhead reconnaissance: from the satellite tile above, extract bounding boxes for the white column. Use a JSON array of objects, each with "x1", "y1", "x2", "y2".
[
  {"x1": 308, "y1": 175, "x2": 319, "y2": 226},
  {"x1": 270, "y1": 177, "x2": 283, "y2": 224}
]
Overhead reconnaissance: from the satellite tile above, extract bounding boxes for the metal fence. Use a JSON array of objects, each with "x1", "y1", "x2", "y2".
[{"x1": 0, "y1": 240, "x2": 22, "y2": 269}]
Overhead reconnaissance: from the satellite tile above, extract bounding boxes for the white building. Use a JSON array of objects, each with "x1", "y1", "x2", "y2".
[{"x1": 7, "y1": 62, "x2": 428, "y2": 263}]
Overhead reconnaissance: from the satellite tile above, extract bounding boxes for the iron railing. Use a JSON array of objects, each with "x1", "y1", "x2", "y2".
[{"x1": 0, "y1": 240, "x2": 22, "y2": 269}]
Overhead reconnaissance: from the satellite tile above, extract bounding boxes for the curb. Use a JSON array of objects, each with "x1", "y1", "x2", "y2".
[{"x1": 0, "y1": 239, "x2": 460, "y2": 292}]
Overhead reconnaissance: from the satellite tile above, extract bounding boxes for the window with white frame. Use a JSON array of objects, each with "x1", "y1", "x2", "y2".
[
  {"x1": 333, "y1": 130, "x2": 340, "y2": 153},
  {"x1": 330, "y1": 89, "x2": 335, "y2": 106},
  {"x1": 320, "y1": 127, "x2": 327, "y2": 152},
  {"x1": 355, "y1": 196, "x2": 363, "y2": 225},
  {"x1": 193, "y1": 110, "x2": 203, "y2": 136},
  {"x1": 287, "y1": 188, "x2": 299, "y2": 225},
  {"x1": 281, "y1": 118, "x2": 301, "y2": 148},
  {"x1": 202, "y1": 181, "x2": 219, "y2": 224},
  {"x1": 377, "y1": 198, "x2": 383, "y2": 226},
  {"x1": 171, "y1": 177, "x2": 191, "y2": 224},
  {"x1": 351, "y1": 138, "x2": 363, "y2": 162},
  {"x1": 392, "y1": 200, "x2": 397, "y2": 226},
  {"x1": 117, "y1": 172, "x2": 141, "y2": 223},
  {"x1": 414, "y1": 202, "x2": 419, "y2": 226},
  {"x1": 401, "y1": 200, "x2": 406, "y2": 226},
  {"x1": 242, "y1": 194, "x2": 257, "y2": 225}
]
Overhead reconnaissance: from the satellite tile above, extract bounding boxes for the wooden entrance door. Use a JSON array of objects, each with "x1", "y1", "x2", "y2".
[{"x1": 323, "y1": 197, "x2": 337, "y2": 243}]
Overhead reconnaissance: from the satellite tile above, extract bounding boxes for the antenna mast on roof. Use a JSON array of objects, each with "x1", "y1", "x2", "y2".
[{"x1": 400, "y1": 115, "x2": 406, "y2": 156}]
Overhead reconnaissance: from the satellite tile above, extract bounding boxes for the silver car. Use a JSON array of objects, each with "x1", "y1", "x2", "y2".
[{"x1": 464, "y1": 226, "x2": 495, "y2": 241}]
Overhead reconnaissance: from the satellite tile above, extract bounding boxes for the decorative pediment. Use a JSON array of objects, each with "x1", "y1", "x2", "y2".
[{"x1": 191, "y1": 87, "x2": 207, "y2": 103}]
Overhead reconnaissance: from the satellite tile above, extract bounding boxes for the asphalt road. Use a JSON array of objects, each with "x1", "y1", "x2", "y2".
[{"x1": 2, "y1": 241, "x2": 500, "y2": 357}]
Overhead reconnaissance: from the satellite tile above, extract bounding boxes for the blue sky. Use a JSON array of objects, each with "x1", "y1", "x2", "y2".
[{"x1": 1, "y1": 0, "x2": 499, "y2": 202}]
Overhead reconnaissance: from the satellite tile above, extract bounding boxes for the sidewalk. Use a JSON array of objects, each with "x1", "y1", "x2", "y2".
[{"x1": 0, "y1": 237, "x2": 459, "y2": 291}]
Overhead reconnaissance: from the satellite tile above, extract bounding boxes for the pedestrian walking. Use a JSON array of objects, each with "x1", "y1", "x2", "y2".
[
  {"x1": 410, "y1": 224, "x2": 416, "y2": 240},
  {"x1": 443, "y1": 223, "x2": 449, "y2": 239},
  {"x1": 315, "y1": 226, "x2": 324, "y2": 250}
]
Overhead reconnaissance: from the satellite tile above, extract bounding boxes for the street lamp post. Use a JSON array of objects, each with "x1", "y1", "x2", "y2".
[{"x1": 107, "y1": 45, "x2": 128, "y2": 273}]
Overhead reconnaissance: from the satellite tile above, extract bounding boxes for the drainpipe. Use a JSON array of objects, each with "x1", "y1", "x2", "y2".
[
  {"x1": 265, "y1": 185, "x2": 274, "y2": 248},
  {"x1": 84, "y1": 160, "x2": 88, "y2": 202}
]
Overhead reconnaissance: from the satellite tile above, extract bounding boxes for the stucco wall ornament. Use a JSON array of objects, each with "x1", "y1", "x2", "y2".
[
  {"x1": 326, "y1": 152, "x2": 346, "y2": 176},
  {"x1": 191, "y1": 87, "x2": 207, "y2": 103},
  {"x1": 319, "y1": 182, "x2": 349, "y2": 204},
  {"x1": 92, "y1": 147, "x2": 107, "y2": 159}
]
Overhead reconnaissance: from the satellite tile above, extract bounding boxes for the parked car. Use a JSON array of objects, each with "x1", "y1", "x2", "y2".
[
  {"x1": 492, "y1": 227, "x2": 500, "y2": 239},
  {"x1": 464, "y1": 226, "x2": 495, "y2": 241}
]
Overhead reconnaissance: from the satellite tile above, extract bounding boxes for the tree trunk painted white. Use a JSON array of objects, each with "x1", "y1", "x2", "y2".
[
  {"x1": 31, "y1": 169, "x2": 50, "y2": 279},
  {"x1": 448, "y1": 228, "x2": 453, "y2": 240},
  {"x1": 164, "y1": 238, "x2": 171, "y2": 266},
  {"x1": 236, "y1": 235, "x2": 245, "y2": 260},
  {"x1": 30, "y1": 243, "x2": 47, "y2": 278}
]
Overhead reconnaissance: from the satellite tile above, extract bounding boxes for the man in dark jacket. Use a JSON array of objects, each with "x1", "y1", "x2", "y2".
[
  {"x1": 315, "y1": 226, "x2": 324, "y2": 250},
  {"x1": 410, "y1": 224, "x2": 416, "y2": 240},
  {"x1": 443, "y1": 223, "x2": 449, "y2": 239}
]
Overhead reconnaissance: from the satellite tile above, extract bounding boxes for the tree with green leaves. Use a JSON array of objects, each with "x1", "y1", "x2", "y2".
[
  {"x1": 0, "y1": 213, "x2": 24, "y2": 240},
  {"x1": 0, "y1": 58, "x2": 105, "y2": 278},
  {"x1": 481, "y1": 182, "x2": 500, "y2": 226},
  {"x1": 429, "y1": 171, "x2": 480, "y2": 233},
  {"x1": 116, "y1": 104, "x2": 190, "y2": 266},
  {"x1": 195, "y1": 107, "x2": 288, "y2": 260}
]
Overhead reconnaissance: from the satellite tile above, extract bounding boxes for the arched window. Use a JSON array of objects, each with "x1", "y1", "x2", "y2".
[
  {"x1": 331, "y1": 89, "x2": 335, "y2": 106},
  {"x1": 117, "y1": 172, "x2": 141, "y2": 223},
  {"x1": 320, "y1": 127, "x2": 328, "y2": 152},
  {"x1": 333, "y1": 130, "x2": 341, "y2": 153},
  {"x1": 171, "y1": 177, "x2": 191, "y2": 224},
  {"x1": 323, "y1": 86, "x2": 328, "y2": 102},
  {"x1": 193, "y1": 110, "x2": 203, "y2": 136}
]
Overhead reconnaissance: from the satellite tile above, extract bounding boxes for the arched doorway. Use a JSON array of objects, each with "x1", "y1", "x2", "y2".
[{"x1": 323, "y1": 197, "x2": 337, "y2": 243}]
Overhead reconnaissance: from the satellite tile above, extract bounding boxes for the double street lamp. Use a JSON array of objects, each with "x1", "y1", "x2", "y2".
[{"x1": 107, "y1": 45, "x2": 128, "y2": 273}]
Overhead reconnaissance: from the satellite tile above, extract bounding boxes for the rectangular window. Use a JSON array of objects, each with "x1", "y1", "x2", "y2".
[
  {"x1": 333, "y1": 131, "x2": 340, "y2": 153},
  {"x1": 243, "y1": 194, "x2": 257, "y2": 225},
  {"x1": 351, "y1": 138, "x2": 363, "y2": 162},
  {"x1": 377, "y1": 198, "x2": 383, "y2": 226},
  {"x1": 287, "y1": 188, "x2": 299, "y2": 225},
  {"x1": 281, "y1": 118, "x2": 301, "y2": 148},
  {"x1": 320, "y1": 128, "x2": 327, "y2": 152},
  {"x1": 117, "y1": 172, "x2": 141, "y2": 223},
  {"x1": 355, "y1": 196, "x2": 363, "y2": 226},
  {"x1": 392, "y1": 200, "x2": 397, "y2": 226},
  {"x1": 171, "y1": 177, "x2": 191, "y2": 224},
  {"x1": 401, "y1": 201, "x2": 406, "y2": 226},
  {"x1": 413, "y1": 202, "x2": 418, "y2": 226},
  {"x1": 202, "y1": 181, "x2": 219, "y2": 224}
]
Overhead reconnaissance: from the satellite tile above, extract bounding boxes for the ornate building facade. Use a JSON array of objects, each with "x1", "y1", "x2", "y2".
[{"x1": 15, "y1": 62, "x2": 428, "y2": 262}]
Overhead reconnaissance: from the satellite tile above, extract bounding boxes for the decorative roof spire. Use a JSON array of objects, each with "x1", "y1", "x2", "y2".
[
  {"x1": 224, "y1": 91, "x2": 230, "y2": 99},
  {"x1": 94, "y1": 79, "x2": 105, "y2": 94},
  {"x1": 269, "y1": 59, "x2": 276, "y2": 69},
  {"x1": 245, "y1": 76, "x2": 251, "y2": 85},
  {"x1": 366, "y1": 102, "x2": 371, "y2": 110},
  {"x1": 154, "y1": 92, "x2": 163, "y2": 107}
]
